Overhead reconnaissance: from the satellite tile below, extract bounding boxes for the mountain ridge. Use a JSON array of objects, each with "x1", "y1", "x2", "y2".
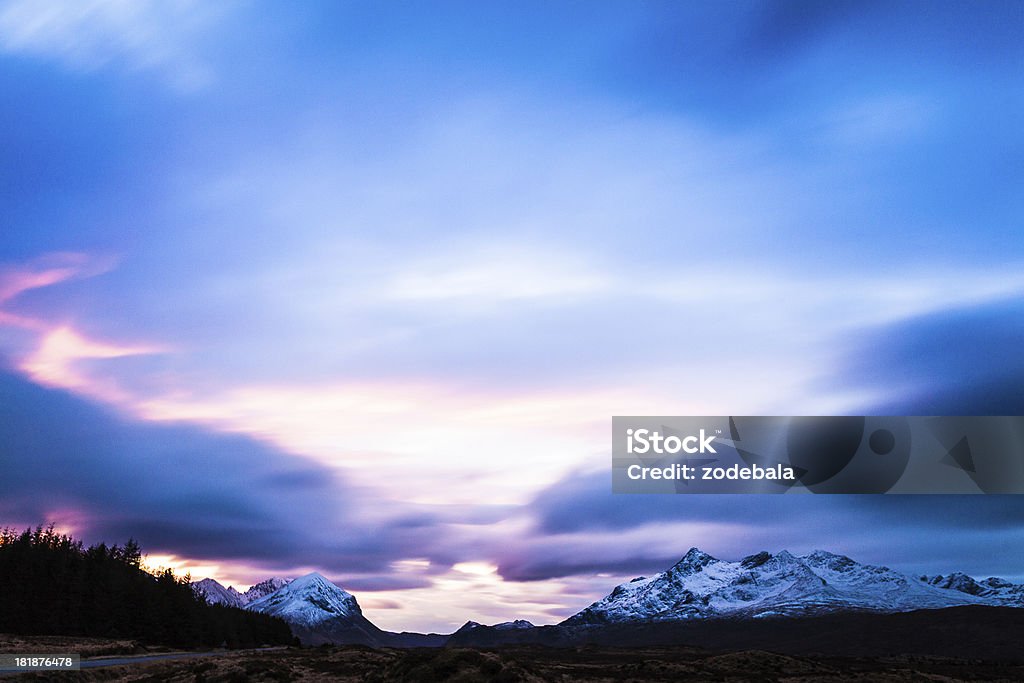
[
  {"x1": 191, "y1": 576, "x2": 291, "y2": 609},
  {"x1": 563, "y1": 547, "x2": 1023, "y2": 627},
  {"x1": 194, "y1": 571, "x2": 445, "y2": 647},
  {"x1": 192, "y1": 548, "x2": 1024, "y2": 647}
]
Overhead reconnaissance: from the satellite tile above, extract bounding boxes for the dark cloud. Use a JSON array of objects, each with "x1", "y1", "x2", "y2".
[
  {"x1": 499, "y1": 552, "x2": 675, "y2": 585},
  {"x1": 845, "y1": 296, "x2": 1024, "y2": 415},
  {"x1": 507, "y1": 298, "x2": 1024, "y2": 583},
  {"x1": 744, "y1": 0, "x2": 1024, "y2": 75},
  {"x1": 599, "y1": 0, "x2": 1023, "y2": 129},
  {"x1": 0, "y1": 371, "x2": 462, "y2": 574},
  {"x1": 528, "y1": 469, "x2": 845, "y2": 535},
  {"x1": 513, "y1": 469, "x2": 1024, "y2": 582},
  {"x1": 745, "y1": 0, "x2": 880, "y2": 61}
]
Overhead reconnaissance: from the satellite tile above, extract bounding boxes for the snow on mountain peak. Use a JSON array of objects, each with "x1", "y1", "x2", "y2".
[
  {"x1": 243, "y1": 577, "x2": 290, "y2": 603},
  {"x1": 925, "y1": 572, "x2": 1024, "y2": 603},
  {"x1": 246, "y1": 572, "x2": 362, "y2": 627},
  {"x1": 284, "y1": 571, "x2": 335, "y2": 593},
  {"x1": 192, "y1": 576, "x2": 295, "y2": 608},
  {"x1": 192, "y1": 577, "x2": 244, "y2": 608},
  {"x1": 668, "y1": 547, "x2": 717, "y2": 575},
  {"x1": 562, "y1": 548, "x2": 1023, "y2": 626},
  {"x1": 493, "y1": 619, "x2": 535, "y2": 630},
  {"x1": 804, "y1": 549, "x2": 845, "y2": 561}
]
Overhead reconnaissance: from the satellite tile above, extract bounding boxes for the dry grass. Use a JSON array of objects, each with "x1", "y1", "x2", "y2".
[
  {"x1": 0, "y1": 634, "x2": 142, "y2": 658},
  {"x1": 4, "y1": 641, "x2": 1024, "y2": 682}
]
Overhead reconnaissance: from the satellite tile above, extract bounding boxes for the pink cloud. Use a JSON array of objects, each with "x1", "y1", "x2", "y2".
[
  {"x1": 20, "y1": 326, "x2": 165, "y2": 401},
  {"x1": 0, "y1": 252, "x2": 113, "y2": 305},
  {"x1": 1, "y1": 252, "x2": 164, "y2": 403}
]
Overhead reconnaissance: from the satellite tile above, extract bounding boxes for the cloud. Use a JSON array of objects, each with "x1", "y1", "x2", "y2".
[
  {"x1": 38, "y1": 74, "x2": 1020, "y2": 411},
  {"x1": 510, "y1": 468, "x2": 1024, "y2": 582},
  {"x1": 0, "y1": 0, "x2": 231, "y2": 91},
  {"x1": 842, "y1": 295, "x2": 1024, "y2": 415},
  {"x1": 0, "y1": 369, "x2": 442, "y2": 574},
  {"x1": 6, "y1": 249, "x2": 1024, "y2": 523},
  {"x1": 340, "y1": 575, "x2": 434, "y2": 593},
  {"x1": 0, "y1": 252, "x2": 112, "y2": 308},
  {"x1": 493, "y1": 297, "x2": 1024, "y2": 585},
  {"x1": 0, "y1": 368, "x2": 563, "y2": 629},
  {"x1": 0, "y1": 253, "x2": 164, "y2": 403},
  {"x1": 132, "y1": 380, "x2": 679, "y2": 506},
  {"x1": 355, "y1": 559, "x2": 598, "y2": 633},
  {"x1": 20, "y1": 326, "x2": 165, "y2": 400},
  {"x1": 384, "y1": 243, "x2": 610, "y2": 307},
  {"x1": 359, "y1": 598, "x2": 403, "y2": 611},
  {"x1": 746, "y1": 0, "x2": 875, "y2": 57}
]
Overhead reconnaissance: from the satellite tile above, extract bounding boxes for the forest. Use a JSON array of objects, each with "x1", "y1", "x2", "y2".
[{"x1": 0, "y1": 525, "x2": 295, "y2": 649}]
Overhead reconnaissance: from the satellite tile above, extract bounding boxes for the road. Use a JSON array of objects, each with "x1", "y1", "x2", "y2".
[{"x1": 81, "y1": 646, "x2": 287, "y2": 669}]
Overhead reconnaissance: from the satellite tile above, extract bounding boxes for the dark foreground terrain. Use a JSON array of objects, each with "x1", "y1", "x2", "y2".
[
  {"x1": 450, "y1": 606, "x2": 1024, "y2": 659},
  {"x1": 4, "y1": 644, "x2": 1023, "y2": 682},
  {"x1": 5, "y1": 607, "x2": 1024, "y2": 681}
]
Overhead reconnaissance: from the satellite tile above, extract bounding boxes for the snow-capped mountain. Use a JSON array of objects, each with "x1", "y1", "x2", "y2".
[
  {"x1": 192, "y1": 576, "x2": 292, "y2": 608},
  {"x1": 243, "y1": 572, "x2": 391, "y2": 646},
  {"x1": 192, "y1": 572, "x2": 444, "y2": 646},
  {"x1": 563, "y1": 548, "x2": 1024, "y2": 625},
  {"x1": 193, "y1": 550, "x2": 1024, "y2": 648},
  {"x1": 922, "y1": 572, "x2": 1024, "y2": 605},
  {"x1": 241, "y1": 577, "x2": 291, "y2": 604},
  {"x1": 245, "y1": 572, "x2": 361, "y2": 626},
  {"x1": 192, "y1": 577, "x2": 245, "y2": 608}
]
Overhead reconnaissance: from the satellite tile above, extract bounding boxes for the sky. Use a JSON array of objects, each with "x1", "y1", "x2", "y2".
[{"x1": 1, "y1": 0, "x2": 1023, "y2": 633}]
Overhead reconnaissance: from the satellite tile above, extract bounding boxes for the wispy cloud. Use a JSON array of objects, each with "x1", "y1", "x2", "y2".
[
  {"x1": 0, "y1": 0, "x2": 232, "y2": 90},
  {"x1": 135, "y1": 381, "x2": 682, "y2": 505},
  {"x1": 0, "y1": 253, "x2": 163, "y2": 403},
  {"x1": 20, "y1": 326, "x2": 165, "y2": 401},
  {"x1": 818, "y1": 93, "x2": 938, "y2": 147},
  {"x1": 385, "y1": 244, "x2": 610, "y2": 306},
  {"x1": 0, "y1": 252, "x2": 111, "y2": 307},
  {"x1": 0, "y1": 368, "x2": 461, "y2": 578},
  {"x1": 509, "y1": 468, "x2": 1024, "y2": 584}
]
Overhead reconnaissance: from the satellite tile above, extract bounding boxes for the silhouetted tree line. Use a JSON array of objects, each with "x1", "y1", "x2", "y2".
[{"x1": 0, "y1": 525, "x2": 295, "y2": 649}]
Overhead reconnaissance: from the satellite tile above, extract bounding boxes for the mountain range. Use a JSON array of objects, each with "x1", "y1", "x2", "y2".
[
  {"x1": 192, "y1": 548, "x2": 1024, "y2": 647},
  {"x1": 195, "y1": 571, "x2": 444, "y2": 647},
  {"x1": 564, "y1": 548, "x2": 1024, "y2": 625},
  {"x1": 192, "y1": 576, "x2": 288, "y2": 609}
]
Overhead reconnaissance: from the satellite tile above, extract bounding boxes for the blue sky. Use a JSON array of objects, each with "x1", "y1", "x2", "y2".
[{"x1": 1, "y1": 0, "x2": 1023, "y2": 631}]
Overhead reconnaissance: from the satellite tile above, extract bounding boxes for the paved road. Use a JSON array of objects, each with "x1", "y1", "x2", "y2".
[
  {"x1": 81, "y1": 650, "x2": 222, "y2": 669},
  {"x1": 81, "y1": 646, "x2": 287, "y2": 670}
]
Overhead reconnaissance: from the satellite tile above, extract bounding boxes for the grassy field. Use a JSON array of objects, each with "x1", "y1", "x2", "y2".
[{"x1": 0, "y1": 634, "x2": 144, "y2": 658}]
